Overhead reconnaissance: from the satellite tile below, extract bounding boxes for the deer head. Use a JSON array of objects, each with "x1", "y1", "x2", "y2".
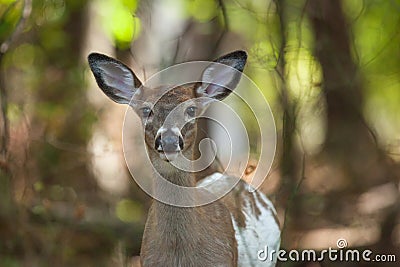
[{"x1": 88, "y1": 51, "x2": 247, "y2": 165}]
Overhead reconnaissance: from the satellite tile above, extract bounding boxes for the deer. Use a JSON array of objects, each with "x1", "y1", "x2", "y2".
[{"x1": 88, "y1": 50, "x2": 280, "y2": 267}]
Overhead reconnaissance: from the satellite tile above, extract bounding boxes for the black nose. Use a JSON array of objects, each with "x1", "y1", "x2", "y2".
[{"x1": 155, "y1": 130, "x2": 184, "y2": 152}]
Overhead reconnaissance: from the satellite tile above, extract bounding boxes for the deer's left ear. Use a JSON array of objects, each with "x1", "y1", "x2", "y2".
[
  {"x1": 88, "y1": 53, "x2": 142, "y2": 106},
  {"x1": 196, "y1": 50, "x2": 247, "y2": 101}
]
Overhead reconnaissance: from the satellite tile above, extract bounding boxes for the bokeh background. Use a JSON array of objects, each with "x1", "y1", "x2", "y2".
[{"x1": 0, "y1": 0, "x2": 399, "y2": 266}]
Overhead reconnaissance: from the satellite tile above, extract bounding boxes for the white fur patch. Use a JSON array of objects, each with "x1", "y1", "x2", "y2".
[
  {"x1": 199, "y1": 173, "x2": 281, "y2": 267},
  {"x1": 157, "y1": 126, "x2": 181, "y2": 136},
  {"x1": 197, "y1": 172, "x2": 225, "y2": 187},
  {"x1": 156, "y1": 127, "x2": 167, "y2": 136},
  {"x1": 233, "y1": 190, "x2": 280, "y2": 267},
  {"x1": 170, "y1": 126, "x2": 181, "y2": 135}
]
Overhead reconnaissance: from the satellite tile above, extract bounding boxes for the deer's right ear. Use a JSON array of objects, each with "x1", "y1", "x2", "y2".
[{"x1": 88, "y1": 53, "x2": 142, "y2": 105}]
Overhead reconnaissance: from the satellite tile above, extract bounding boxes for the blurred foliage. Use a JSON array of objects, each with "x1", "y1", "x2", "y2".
[
  {"x1": 98, "y1": 0, "x2": 141, "y2": 49},
  {"x1": 0, "y1": 0, "x2": 22, "y2": 43},
  {"x1": 186, "y1": 0, "x2": 219, "y2": 22},
  {"x1": 0, "y1": 0, "x2": 399, "y2": 266},
  {"x1": 226, "y1": 0, "x2": 400, "y2": 150},
  {"x1": 116, "y1": 198, "x2": 143, "y2": 223},
  {"x1": 0, "y1": 0, "x2": 143, "y2": 265}
]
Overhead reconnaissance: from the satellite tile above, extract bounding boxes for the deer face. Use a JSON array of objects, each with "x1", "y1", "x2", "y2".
[
  {"x1": 88, "y1": 51, "x2": 247, "y2": 162},
  {"x1": 136, "y1": 85, "x2": 200, "y2": 161}
]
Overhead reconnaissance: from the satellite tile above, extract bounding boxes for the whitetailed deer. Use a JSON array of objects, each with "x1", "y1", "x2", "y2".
[{"x1": 88, "y1": 51, "x2": 280, "y2": 267}]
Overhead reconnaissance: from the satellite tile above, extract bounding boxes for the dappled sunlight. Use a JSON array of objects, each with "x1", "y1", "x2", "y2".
[
  {"x1": 358, "y1": 183, "x2": 399, "y2": 215},
  {"x1": 88, "y1": 130, "x2": 129, "y2": 195},
  {"x1": 296, "y1": 226, "x2": 381, "y2": 250}
]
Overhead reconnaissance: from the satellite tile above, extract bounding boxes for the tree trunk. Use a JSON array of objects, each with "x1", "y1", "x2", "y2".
[{"x1": 306, "y1": 0, "x2": 390, "y2": 190}]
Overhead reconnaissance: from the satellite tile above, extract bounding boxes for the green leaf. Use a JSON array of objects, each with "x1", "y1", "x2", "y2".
[
  {"x1": 187, "y1": 0, "x2": 218, "y2": 22},
  {"x1": 99, "y1": 0, "x2": 142, "y2": 49},
  {"x1": 115, "y1": 199, "x2": 143, "y2": 223}
]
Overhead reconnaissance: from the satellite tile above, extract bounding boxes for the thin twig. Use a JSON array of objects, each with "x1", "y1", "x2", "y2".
[
  {"x1": 212, "y1": 0, "x2": 229, "y2": 54},
  {"x1": 0, "y1": 0, "x2": 32, "y2": 54},
  {"x1": 282, "y1": 151, "x2": 306, "y2": 234}
]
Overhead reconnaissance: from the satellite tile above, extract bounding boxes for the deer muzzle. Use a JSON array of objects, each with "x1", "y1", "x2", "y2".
[{"x1": 155, "y1": 128, "x2": 184, "y2": 155}]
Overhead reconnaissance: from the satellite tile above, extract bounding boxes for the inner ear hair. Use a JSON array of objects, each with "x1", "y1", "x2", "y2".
[{"x1": 88, "y1": 53, "x2": 142, "y2": 89}]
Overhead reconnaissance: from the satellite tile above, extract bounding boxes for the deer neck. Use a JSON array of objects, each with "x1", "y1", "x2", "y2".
[
  {"x1": 144, "y1": 143, "x2": 204, "y2": 245},
  {"x1": 149, "y1": 144, "x2": 197, "y2": 187},
  {"x1": 149, "y1": 141, "x2": 199, "y2": 207},
  {"x1": 141, "y1": 140, "x2": 237, "y2": 266}
]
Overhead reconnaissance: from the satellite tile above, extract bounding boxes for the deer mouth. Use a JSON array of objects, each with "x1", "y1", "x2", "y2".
[{"x1": 159, "y1": 151, "x2": 180, "y2": 162}]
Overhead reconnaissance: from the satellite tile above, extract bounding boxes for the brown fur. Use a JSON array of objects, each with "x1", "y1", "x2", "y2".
[
  {"x1": 219, "y1": 179, "x2": 280, "y2": 229},
  {"x1": 88, "y1": 51, "x2": 250, "y2": 267},
  {"x1": 139, "y1": 85, "x2": 238, "y2": 267}
]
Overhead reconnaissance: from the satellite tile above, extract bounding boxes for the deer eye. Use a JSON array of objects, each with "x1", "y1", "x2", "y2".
[
  {"x1": 141, "y1": 107, "x2": 152, "y2": 117},
  {"x1": 186, "y1": 106, "x2": 197, "y2": 117}
]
